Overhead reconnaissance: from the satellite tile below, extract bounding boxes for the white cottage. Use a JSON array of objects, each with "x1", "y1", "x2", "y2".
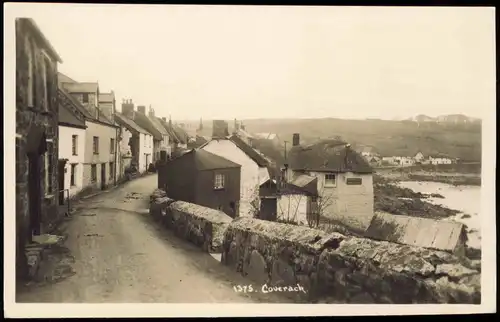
[{"x1": 200, "y1": 121, "x2": 270, "y2": 218}]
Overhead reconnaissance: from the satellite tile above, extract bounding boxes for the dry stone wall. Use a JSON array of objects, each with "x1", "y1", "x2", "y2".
[
  {"x1": 221, "y1": 217, "x2": 481, "y2": 304},
  {"x1": 150, "y1": 190, "x2": 232, "y2": 253}
]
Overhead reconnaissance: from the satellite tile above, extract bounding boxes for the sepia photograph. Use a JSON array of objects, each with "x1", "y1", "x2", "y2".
[{"x1": 3, "y1": 3, "x2": 496, "y2": 318}]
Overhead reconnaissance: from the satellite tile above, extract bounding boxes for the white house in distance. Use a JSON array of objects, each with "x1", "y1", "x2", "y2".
[
  {"x1": 428, "y1": 155, "x2": 453, "y2": 165},
  {"x1": 285, "y1": 134, "x2": 375, "y2": 233},
  {"x1": 57, "y1": 88, "x2": 87, "y2": 197},
  {"x1": 200, "y1": 120, "x2": 271, "y2": 218},
  {"x1": 414, "y1": 151, "x2": 425, "y2": 163},
  {"x1": 116, "y1": 100, "x2": 154, "y2": 174}
]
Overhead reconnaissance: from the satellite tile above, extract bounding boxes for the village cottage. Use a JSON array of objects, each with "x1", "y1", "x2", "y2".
[
  {"x1": 286, "y1": 134, "x2": 375, "y2": 233},
  {"x1": 156, "y1": 116, "x2": 187, "y2": 154},
  {"x1": 130, "y1": 105, "x2": 164, "y2": 164},
  {"x1": 15, "y1": 18, "x2": 63, "y2": 279},
  {"x1": 58, "y1": 88, "x2": 87, "y2": 198},
  {"x1": 200, "y1": 120, "x2": 271, "y2": 218},
  {"x1": 158, "y1": 149, "x2": 242, "y2": 218},
  {"x1": 118, "y1": 99, "x2": 154, "y2": 174},
  {"x1": 60, "y1": 75, "x2": 120, "y2": 193}
]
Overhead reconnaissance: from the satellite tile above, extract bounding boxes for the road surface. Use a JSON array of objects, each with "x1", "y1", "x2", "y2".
[{"x1": 16, "y1": 174, "x2": 291, "y2": 303}]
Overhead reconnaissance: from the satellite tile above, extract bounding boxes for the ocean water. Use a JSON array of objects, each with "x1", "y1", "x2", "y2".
[{"x1": 397, "y1": 181, "x2": 481, "y2": 249}]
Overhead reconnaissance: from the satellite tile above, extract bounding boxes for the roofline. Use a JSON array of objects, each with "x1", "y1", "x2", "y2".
[
  {"x1": 21, "y1": 18, "x2": 63, "y2": 63},
  {"x1": 291, "y1": 168, "x2": 373, "y2": 174},
  {"x1": 58, "y1": 122, "x2": 87, "y2": 130},
  {"x1": 114, "y1": 114, "x2": 148, "y2": 134},
  {"x1": 86, "y1": 119, "x2": 120, "y2": 128}
]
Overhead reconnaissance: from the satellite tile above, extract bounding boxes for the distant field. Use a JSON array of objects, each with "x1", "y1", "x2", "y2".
[{"x1": 185, "y1": 118, "x2": 482, "y2": 162}]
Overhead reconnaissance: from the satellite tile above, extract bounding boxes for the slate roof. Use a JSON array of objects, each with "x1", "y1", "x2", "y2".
[
  {"x1": 365, "y1": 212, "x2": 467, "y2": 253},
  {"x1": 172, "y1": 124, "x2": 189, "y2": 144},
  {"x1": 61, "y1": 82, "x2": 99, "y2": 94},
  {"x1": 228, "y1": 135, "x2": 269, "y2": 167},
  {"x1": 148, "y1": 115, "x2": 170, "y2": 136},
  {"x1": 115, "y1": 112, "x2": 149, "y2": 135},
  {"x1": 58, "y1": 72, "x2": 77, "y2": 85},
  {"x1": 58, "y1": 87, "x2": 93, "y2": 119},
  {"x1": 187, "y1": 135, "x2": 209, "y2": 149},
  {"x1": 58, "y1": 100, "x2": 86, "y2": 129},
  {"x1": 169, "y1": 149, "x2": 241, "y2": 171},
  {"x1": 133, "y1": 112, "x2": 163, "y2": 141},
  {"x1": 156, "y1": 118, "x2": 181, "y2": 143},
  {"x1": 288, "y1": 139, "x2": 373, "y2": 174},
  {"x1": 259, "y1": 178, "x2": 316, "y2": 197}
]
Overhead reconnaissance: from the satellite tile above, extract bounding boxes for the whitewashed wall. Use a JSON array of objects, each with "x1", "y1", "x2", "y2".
[
  {"x1": 277, "y1": 194, "x2": 308, "y2": 225},
  {"x1": 59, "y1": 125, "x2": 85, "y2": 197},
  {"x1": 201, "y1": 139, "x2": 270, "y2": 217},
  {"x1": 139, "y1": 133, "x2": 153, "y2": 173}
]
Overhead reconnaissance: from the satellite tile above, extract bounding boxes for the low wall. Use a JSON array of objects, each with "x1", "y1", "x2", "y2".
[
  {"x1": 222, "y1": 217, "x2": 481, "y2": 304},
  {"x1": 150, "y1": 190, "x2": 233, "y2": 253}
]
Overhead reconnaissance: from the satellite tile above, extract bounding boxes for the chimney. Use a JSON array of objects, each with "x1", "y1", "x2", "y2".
[
  {"x1": 292, "y1": 133, "x2": 300, "y2": 146},
  {"x1": 148, "y1": 105, "x2": 155, "y2": 117},
  {"x1": 212, "y1": 120, "x2": 229, "y2": 139},
  {"x1": 137, "y1": 105, "x2": 146, "y2": 114},
  {"x1": 121, "y1": 99, "x2": 135, "y2": 119}
]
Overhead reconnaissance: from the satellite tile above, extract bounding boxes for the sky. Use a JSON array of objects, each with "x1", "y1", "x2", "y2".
[{"x1": 8, "y1": 4, "x2": 496, "y2": 121}]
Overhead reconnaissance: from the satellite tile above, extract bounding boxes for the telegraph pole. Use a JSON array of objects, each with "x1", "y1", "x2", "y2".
[{"x1": 284, "y1": 140, "x2": 288, "y2": 162}]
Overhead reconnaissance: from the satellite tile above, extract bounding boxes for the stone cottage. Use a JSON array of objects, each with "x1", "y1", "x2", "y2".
[
  {"x1": 59, "y1": 75, "x2": 120, "y2": 193},
  {"x1": 200, "y1": 120, "x2": 271, "y2": 218},
  {"x1": 15, "y1": 18, "x2": 63, "y2": 280},
  {"x1": 158, "y1": 149, "x2": 242, "y2": 218},
  {"x1": 286, "y1": 134, "x2": 375, "y2": 233},
  {"x1": 115, "y1": 102, "x2": 154, "y2": 175}
]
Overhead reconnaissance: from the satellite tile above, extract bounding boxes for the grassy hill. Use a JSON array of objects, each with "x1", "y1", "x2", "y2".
[{"x1": 181, "y1": 117, "x2": 482, "y2": 162}]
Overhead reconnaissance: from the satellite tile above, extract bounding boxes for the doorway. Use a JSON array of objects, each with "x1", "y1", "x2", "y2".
[
  {"x1": 28, "y1": 154, "x2": 42, "y2": 238},
  {"x1": 259, "y1": 198, "x2": 277, "y2": 221},
  {"x1": 58, "y1": 160, "x2": 66, "y2": 205},
  {"x1": 101, "y1": 163, "x2": 106, "y2": 190}
]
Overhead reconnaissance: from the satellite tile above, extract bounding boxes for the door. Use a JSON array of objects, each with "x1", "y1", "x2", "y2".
[
  {"x1": 260, "y1": 198, "x2": 277, "y2": 221},
  {"x1": 101, "y1": 163, "x2": 106, "y2": 190},
  {"x1": 58, "y1": 160, "x2": 66, "y2": 205},
  {"x1": 28, "y1": 155, "x2": 42, "y2": 238}
]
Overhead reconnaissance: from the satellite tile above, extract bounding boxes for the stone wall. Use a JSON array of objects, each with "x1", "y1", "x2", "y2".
[
  {"x1": 16, "y1": 19, "x2": 61, "y2": 280},
  {"x1": 150, "y1": 190, "x2": 233, "y2": 253},
  {"x1": 221, "y1": 217, "x2": 481, "y2": 304}
]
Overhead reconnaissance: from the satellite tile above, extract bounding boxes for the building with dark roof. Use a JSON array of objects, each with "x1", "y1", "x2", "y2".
[
  {"x1": 199, "y1": 120, "x2": 271, "y2": 218},
  {"x1": 284, "y1": 134, "x2": 375, "y2": 233},
  {"x1": 158, "y1": 149, "x2": 241, "y2": 218},
  {"x1": 114, "y1": 111, "x2": 154, "y2": 174}
]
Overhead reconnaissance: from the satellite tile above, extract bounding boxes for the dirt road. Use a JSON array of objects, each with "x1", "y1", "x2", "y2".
[{"x1": 16, "y1": 174, "x2": 291, "y2": 303}]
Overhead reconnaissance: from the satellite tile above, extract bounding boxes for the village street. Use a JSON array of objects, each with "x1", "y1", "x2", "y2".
[{"x1": 16, "y1": 174, "x2": 290, "y2": 303}]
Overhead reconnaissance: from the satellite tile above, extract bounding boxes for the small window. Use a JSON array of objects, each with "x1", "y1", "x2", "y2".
[
  {"x1": 346, "y1": 178, "x2": 363, "y2": 185},
  {"x1": 93, "y1": 136, "x2": 99, "y2": 154},
  {"x1": 70, "y1": 164, "x2": 77, "y2": 186},
  {"x1": 82, "y1": 93, "x2": 89, "y2": 103},
  {"x1": 110, "y1": 138, "x2": 115, "y2": 154},
  {"x1": 72, "y1": 135, "x2": 78, "y2": 155},
  {"x1": 214, "y1": 173, "x2": 225, "y2": 190},
  {"x1": 324, "y1": 173, "x2": 336, "y2": 187},
  {"x1": 91, "y1": 164, "x2": 97, "y2": 183},
  {"x1": 41, "y1": 58, "x2": 48, "y2": 111}
]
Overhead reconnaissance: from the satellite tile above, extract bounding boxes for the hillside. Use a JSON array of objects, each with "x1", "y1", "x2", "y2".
[{"x1": 180, "y1": 117, "x2": 482, "y2": 162}]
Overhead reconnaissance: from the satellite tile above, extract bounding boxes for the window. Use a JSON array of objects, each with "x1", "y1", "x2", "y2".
[
  {"x1": 91, "y1": 165, "x2": 97, "y2": 183},
  {"x1": 324, "y1": 173, "x2": 336, "y2": 187},
  {"x1": 109, "y1": 162, "x2": 114, "y2": 179},
  {"x1": 45, "y1": 141, "x2": 53, "y2": 194},
  {"x1": 44, "y1": 56, "x2": 53, "y2": 110},
  {"x1": 41, "y1": 57, "x2": 48, "y2": 111},
  {"x1": 25, "y1": 37, "x2": 34, "y2": 107},
  {"x1": 72, "y1": 135, "x2": 78, "y2": 155},
  {"x1": 110, "y1": 138, "x2": 115, "y2": 154},
  {"x1": 70, "y1": 164, "x2": 77, "y2": 186},
  {"x1": 346, "y1": 177, "x2": 362, "y2": 185},
  {"x1": 214, "y1": 173, "x2": 225, "y2": 190},
  {"x1": 82, "y1": 93, "x2": 89, "y2": 103},
  {"x1": 93, "y1": 136, "x2": 99, "y2": 154}
]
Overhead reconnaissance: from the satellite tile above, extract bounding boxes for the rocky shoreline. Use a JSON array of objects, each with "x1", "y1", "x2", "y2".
[{"x1": 373, "y1": 175, "x2": 460, "y2": 219}]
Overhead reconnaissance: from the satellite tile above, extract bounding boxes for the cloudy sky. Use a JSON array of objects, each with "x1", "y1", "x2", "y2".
[{"x1": 8, "y1": 4, "x2": 496, "y2": 120}]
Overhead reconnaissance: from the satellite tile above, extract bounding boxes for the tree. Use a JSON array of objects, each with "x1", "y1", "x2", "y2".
[{"x1": 306, "y1": 188, "x2": 335, "y2": 229}]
